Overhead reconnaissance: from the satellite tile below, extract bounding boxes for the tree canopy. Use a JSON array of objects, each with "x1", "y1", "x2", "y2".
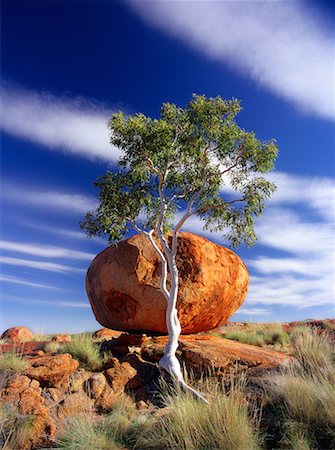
[{"x1": 81, "y1": 94, "x2": 278, "y2": 247}]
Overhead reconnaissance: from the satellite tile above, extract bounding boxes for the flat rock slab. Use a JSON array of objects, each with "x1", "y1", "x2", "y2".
[
  {"x1": 141, "y1": 335, "x2": 291, "y2": 377},
  {"x1": 0, "y1": 341, "x2": 46, "y2": 355}
]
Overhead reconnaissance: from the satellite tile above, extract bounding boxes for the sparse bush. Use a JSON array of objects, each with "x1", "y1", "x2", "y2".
[
  {"x1": 59, "y1": 333, "x2": 104, "y2": 371},
  {"x1": 0, "y1": 403, "x2": 34, "y2": 449},
  {"x1": 31, "y1": 333, "x2": 52, "y2": 342},
  {"x1": 266, "y1": 327, "x2": 335, "y2": 449},
  {"x1": 0, "y1": 351, "x2": 27, "y2": 372},
  {"x1": 44, "y1": 341, "x2": 62, "y2": 354},
  {"x1": 225, "y1": 323, "x2": 289, "y2": 350},
  {"x1": 57, "y1": 414, "x2": 119, "y2": 450},
  {"x1": 135, "y1": 376, "x2": 262, "y2": 450},
  {"x1": 291, "y1": 328, "x2": 334, "y2": 377}
]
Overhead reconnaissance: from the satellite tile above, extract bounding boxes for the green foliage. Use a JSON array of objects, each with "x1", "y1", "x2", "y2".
[
  {"x1": 224, "y1": 324, "x2": 290, "y2": 349},
  {"x1": 81, "y1": 94, "x2": 278, "y2": 247},
  {"x1": 59, "y1": 334, "x2": 104, "y2": 371},
  {"x1": 56, "y1": 377, "x2": 261, "y2": 450},
  {"x1": 0, "y1": 351, "x2": 27, "y2": 372},
  {"x1": 0, "y1": 403, "x2": 35, "y2": 449},
  {"x1": 135, "y1": 381, "x2": 262, "y2": 450},
  {"x1": 266, "y1": 328, "x2": 335, "y2": 449}
]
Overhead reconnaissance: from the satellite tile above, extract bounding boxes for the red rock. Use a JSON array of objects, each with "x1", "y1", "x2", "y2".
[
  {"x1": 0, "y1": 341, "x2": 45, "y2": 355},
  {"x1": 104, "y1": 357, "x2": 137, "y2": 391},
  {"x1": 83, "y1": 373, "x2": 107, "y2": 399},
  {"x1": 86, "y1": 232, "x2": 249, "y2": 334},
  {"x1": 92, "y1": 328, "x2": 123, "y2": 340},
  {"x1": 141, "y1": 335, "x2": 291, "y2": 377},
  {"x1": 51, "y1": 334, "x2": 71, "y2": 342},
  {"x1": 1, "y1": 374, "x2": 56, "y2": 449},
  {"x1": 23, "y1": 353, "x2": 79, "y2": 388},
  {"x1": 1, "y1": 326, "x2": 33, "y2": 343}
]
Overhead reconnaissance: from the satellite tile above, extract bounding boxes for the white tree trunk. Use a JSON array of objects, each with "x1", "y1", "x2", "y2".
[{"x1": 148, "y1": 229, "x2": 208, "y2": 404}]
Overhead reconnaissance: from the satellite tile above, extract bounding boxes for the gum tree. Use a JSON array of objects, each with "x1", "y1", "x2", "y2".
[{"x1": 81, "y1": 94, "x2": 278, "y2": 402}]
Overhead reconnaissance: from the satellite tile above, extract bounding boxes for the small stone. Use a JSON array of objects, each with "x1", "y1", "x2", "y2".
[{"x1": 51, "y1": 334, "x2": 71, "y2": 342}]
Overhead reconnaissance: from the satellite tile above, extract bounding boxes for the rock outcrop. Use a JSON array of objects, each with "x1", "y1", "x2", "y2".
[
  {"x1": 1, "y1": 326, "x2": 33, "y2": 343},
  {"x1": 141, "y1": 335, "x2": 291, "y2": 377},
  {"x1": 86, "y1": 232, "x2": 249, "y2": 334},
  {"x1": 23, "y1": 354, "x2": 79, "y2": 388},
  {"x1": 1, "y1": 374, "x2": 56, "y2": 449}
]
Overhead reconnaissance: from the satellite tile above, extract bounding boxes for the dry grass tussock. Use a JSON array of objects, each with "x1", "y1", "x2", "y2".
[
  {"x1": 0, "y1": 349, "x2": 28, "y2": 373},
  {"x1": 0, "y1": 403, "x2": 35, "y2": 450},
  {"x1": 267, "y1": 328, "x2": 335, "y2": 449},
  {"x1": 48, "y1": 333, "x2": 105, "y2": 371},
  {"x1": 224, "y1": 323, "x2": 290, "y2": 351},
  {"x1": 57, "y1": 375, "x2": 262, "y2": 450}
]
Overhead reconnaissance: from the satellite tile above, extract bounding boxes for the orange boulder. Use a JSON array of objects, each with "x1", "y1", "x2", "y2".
[
  {"x1": 86, "y1": 232, "x2": 249, "y2": 334},
  {"x1": 1, "y1": 326, "x2": 33, "y2": 343}
]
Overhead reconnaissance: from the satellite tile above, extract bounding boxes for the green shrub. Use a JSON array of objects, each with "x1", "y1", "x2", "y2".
[
  {"x1": 225, "y1": 324, "x2": 289, "y2": 349},
  {"x1": 267, "y1": 328, "x2": 335, "y2": 449},
  {"x1": 57, "y1": 414, "x2": 119, "y2": 450},
  {"x1": 44, "y1": 342, "x2": 61, "y2": 354},
  {"x1": 0, "y1": 403, "x2": 34, "y2": 449},
  {"x1": 135, "y1": 377, "x2": 262, "y2": 450},
  {"x1": 291, "y1": 328, "x2": 334, "y2": 377},
  {"x1": 0, "y1": 351, "x2": 27, "y2": 372},
  {"x1": 59, "y1": 333, "x2": 104, "y2": 371}
]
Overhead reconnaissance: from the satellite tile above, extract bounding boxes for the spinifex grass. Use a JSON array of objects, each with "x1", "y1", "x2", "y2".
[
  {"x1": 0, "y1": 350, "x2": 27, "y2": 372},
  {"x1": 0, "y1": 403, "x2": 35, "y2": 449},
  {"x1": 268, "y1": 328, "x2": 335, "y2": 449},
  {"x1": 225, "y1": 323, "x2": 290, "y2": 350},
  {"x1": 59, "y1": 333, "x2": 104, "y2": 371}
]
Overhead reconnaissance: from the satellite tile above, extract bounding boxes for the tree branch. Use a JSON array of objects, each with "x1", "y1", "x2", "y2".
[{"x1": 147, "y1": 230, "x2": 170, "y2": 301}]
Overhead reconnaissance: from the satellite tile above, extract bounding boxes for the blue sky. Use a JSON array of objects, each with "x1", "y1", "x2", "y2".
[{"x1": 1, "y1": 0, "x2": 334, "y2": 334}]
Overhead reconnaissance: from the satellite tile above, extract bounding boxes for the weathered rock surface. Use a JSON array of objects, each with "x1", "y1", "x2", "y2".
[
  {"x1": 51, "y1": 334, "x2": 71, "y2": 342},
  {"x1": 0, "y1": 374, "x2": 56, "y2": 449},
  {"x1": 0, "y1": 341, "x2": 45, "y2": 355},
  {"x1": 141, "y1": 335, "x2": 291, "y2": 377},
  {"x1": 1, "y1": 326, "x2": 33, "y2": 343},
  {"x1": 86, "y1": 232, "x2": 249, "y2": 334},
  {"x1": 23, "y1": 353, "x2": 79, "y2": 388},
  {"x1": 92, "y1": 327, "x2": 123, "y2": 340}
]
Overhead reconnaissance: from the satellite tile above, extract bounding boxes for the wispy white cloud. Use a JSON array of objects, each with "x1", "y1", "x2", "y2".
[
  {"x1": 0, "y1": 240, "x2": 95, "y2": 261},
  {"x1": 0, "y1": 274, "x2": 63, "y2": 290},
  {"x1": 269, "y1": 172, "x2": 335, "y2": 221},
  {"x1": 0, "y1": 85, "x2": 122, "y2": 161},
  {"x1": 246, "y1": 274, "x2": 335, "y2": 309},
  {"x1": 3, "y1": 296, "x2": 90, "y2": 308},
  {"x1": 0, "y1": 256, "x2": 85, "y2": 273},
  {"x1": 3, "y1": 183, "x2": 97, "y2": 214},
  {"x1": 173, "y1": 171, "x2": 335, "y2": 310},
  {"x1": 24, "y1": 222, "x2": 106, "y2": 244},
  {"x1": 127, "y1": 0, "x2": 335, "y2": 121}
]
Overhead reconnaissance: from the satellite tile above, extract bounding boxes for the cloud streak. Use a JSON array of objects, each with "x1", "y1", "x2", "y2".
[
  {"x1": 4, "y1": 183, "x2": 97, "y2": 214},
  {"x1": 0, "y1": 256, "x2": 85, "y2": 273},
  {"x1": 127, "y1": 0, "x2": 335, "y2": 121},
  {"x1": 0, "y1": 240, "x2": 95, "y2": 261},
  {"x1": 0, "y1": 274, "x2": 62, "y2": 290},
  {"x1": 0, "y1": 86, "x2": 123, "y2": 161}
]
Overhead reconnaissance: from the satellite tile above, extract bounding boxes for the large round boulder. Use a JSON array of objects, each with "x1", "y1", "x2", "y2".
[{"x1": 86, "y1": 232, "x2": 249, "y2": 334}]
